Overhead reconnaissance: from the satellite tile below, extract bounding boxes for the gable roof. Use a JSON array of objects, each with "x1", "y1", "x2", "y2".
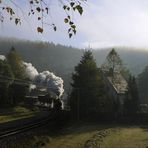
[{"x1": 107, "y1": 73, "x2": 128, "y2": 94}]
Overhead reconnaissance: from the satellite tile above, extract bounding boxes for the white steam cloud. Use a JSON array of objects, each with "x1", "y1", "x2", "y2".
[
  {"x1": 23, "y1": 62, "x2": 38, "y2": 80},
  {"x1": 23, "y1": 62, "x2": 64, "y2": 97},
  {"x1": 35, "y1": 71, "x2": 64, "y2": 97},
  {"x1": 0, "y1": 55, "x2": 64, "y2": 97},
  {"x1": 0, "y1": 55, "x2": 6, "y2": 61}
]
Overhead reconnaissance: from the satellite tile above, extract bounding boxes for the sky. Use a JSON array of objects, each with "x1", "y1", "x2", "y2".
[{"x1": 1, "y1": 0, "x2": 148, "y2": 49}]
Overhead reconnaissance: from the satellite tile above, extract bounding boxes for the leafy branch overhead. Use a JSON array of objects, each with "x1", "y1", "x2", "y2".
[{"x1": 0, "y1": 0, "x2": 86, "y2": 38}]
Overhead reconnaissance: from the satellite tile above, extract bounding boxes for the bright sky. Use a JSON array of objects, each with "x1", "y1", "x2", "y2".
[{"x1": 1, "y1": 0, "x2": 148, "y2": 49}]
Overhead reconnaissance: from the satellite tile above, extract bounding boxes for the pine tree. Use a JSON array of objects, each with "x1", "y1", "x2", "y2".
[
  {"x1": 6, "y1": 47, "x2": 26, "y2": 79},
  {"x1": 6, "y1": 47, "x2": 28, "y2": 105},
  {"x1": 0, "y1": 60, "x2": 14, "y2": 106},
  {"x1": 138, "y1": 66, "x2": 148, "y2": 104},
  {"x1": 102, "y1": 48, "x2": 122, "y2": 77},
  {"x1": 124, "y1": 75, "x2": 140, "y2": 115},
  {"x1": 69, "y1": 50, "x2": 105, "y2": 120}
]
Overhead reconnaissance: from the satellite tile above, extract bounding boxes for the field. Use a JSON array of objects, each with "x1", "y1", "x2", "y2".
[
  {"x1": 44, "y1": 124, "x2": 148, "y2": 148},
  {"x1": 6, "y1": 122, "x2": 148, "y2": 148},
  {"x1": 0, "y1": 106, "x2": 39, "y2": 123}
]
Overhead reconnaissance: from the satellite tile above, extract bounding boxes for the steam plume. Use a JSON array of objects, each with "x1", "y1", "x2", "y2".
[
  {"x1": 23, "y1": 62, "x2": 64, "y2": 97},
  {"x1": 0, "y1": 55, "x2": 6, "y2": 61}
]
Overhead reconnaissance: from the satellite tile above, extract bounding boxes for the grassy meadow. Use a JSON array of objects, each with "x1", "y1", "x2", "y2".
[
  {"x1": 5, "y1": 122, "x2": 148, "y2": 148},
  {"x1": 0, "y1": 106, "x2": 39, "y2": 123}
]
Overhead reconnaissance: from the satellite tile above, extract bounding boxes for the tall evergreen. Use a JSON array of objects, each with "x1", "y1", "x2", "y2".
[
  {"x1": 69, "y1": 50, "x2": 105, "y2": 120},
  {"x1": 138, "y1": 66, "x2": 148, "y2": 104},
  {"x1": 0, "y1": 60, "x2": 14, "y2": 106},
  {"x1": 6, "y1": 47, "x2": 28, "y2": 105},
  {"x1": 102, "y1": 48, "x2": 123, "y2": 77},
  {"x1": 6, "y1": 47, "x2": 26, "y2": 79},
  {"x1": 124, "y1": 75, "x2": 140, "y2": 115}
]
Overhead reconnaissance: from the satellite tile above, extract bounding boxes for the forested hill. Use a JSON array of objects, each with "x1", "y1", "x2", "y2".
[
  {"x1": 0, "y1": 37, "x2": 82, "y2": 74},
  {"x1": 0, "y1": 37, "x2": 148, "y2": 89},
  {"x1": 94, "y1": 47, "x2": 148, "y2": 75}
]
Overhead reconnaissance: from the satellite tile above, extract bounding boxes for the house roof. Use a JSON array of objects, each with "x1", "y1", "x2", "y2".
[{"x1": 107, "y1": 73, "x2": 128, "y2": 94}]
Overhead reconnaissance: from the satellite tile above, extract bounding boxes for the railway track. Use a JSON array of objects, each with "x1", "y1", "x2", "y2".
[{"x1": 0, "y1": 113, "x2": 54, "y2": 139}]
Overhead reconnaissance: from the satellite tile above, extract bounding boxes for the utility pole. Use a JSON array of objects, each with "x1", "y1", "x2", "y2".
[{"x1": 77, "y1": 88, "x2": 79, "y2": 121}]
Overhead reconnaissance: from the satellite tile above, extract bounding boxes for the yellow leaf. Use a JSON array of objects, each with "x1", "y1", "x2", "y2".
[{"x1": 37, "y1": 27, "x2": 43, "y2": 33}]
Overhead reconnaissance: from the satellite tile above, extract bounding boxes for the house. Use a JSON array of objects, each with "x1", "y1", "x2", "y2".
[{"x1": 102, "y1": 71, "x2": 128, "y2": 114}]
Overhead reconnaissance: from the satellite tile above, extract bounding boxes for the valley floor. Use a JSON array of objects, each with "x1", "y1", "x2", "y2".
[
  {"x1": 3, "y1": 122, "x2": 148, "y2": 148},
  {"x1": 45, "y1": 124, "x2": 148, "y2": 148}
]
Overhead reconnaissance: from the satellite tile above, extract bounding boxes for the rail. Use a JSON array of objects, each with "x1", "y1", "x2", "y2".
[{"x1": 0, "y1": 113, "x2": 54, "y2": 139}]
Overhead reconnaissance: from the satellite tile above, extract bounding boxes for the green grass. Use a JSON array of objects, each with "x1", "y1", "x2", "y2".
[
  {"x1": 0, "y1": 106, "x2": 39, "y2": 123},
  {"x1": 43, "y1": 124, "x2": 148, "y2": 148},
  {"x1": 101, "y1": 126, "x2": 148, "y2": 148},
  {"x1": 4, "y1": 122, "x2": 148, "y2": 148}
]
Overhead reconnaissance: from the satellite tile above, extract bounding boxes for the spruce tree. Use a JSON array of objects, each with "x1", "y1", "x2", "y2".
[
  {"x1": 69, "y1": 50, "x2": 105, "y2": 120},
  {"x1": 102, "y1": 48, "x2": 123, "y2": 77},
  {"x1": 124, "y1": 75, "x2": 140, "y2": 115},
  {"x1": 6, "y1": 47, "x2": 26, "y2": 79},
  {"x1": 138, "y1": 66, "x2": 148, "y2": 104},
  {"x1": 0, "y1": 60, "x2": 14, "y2": 106},
  {"x1": 6, "y1": 47, "x2": 28, "y2": 105}
]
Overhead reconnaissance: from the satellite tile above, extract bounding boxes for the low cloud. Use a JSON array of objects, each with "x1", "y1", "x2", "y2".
[{"x1": 77, "y1": 0, "x2": 148, "y2": 48}]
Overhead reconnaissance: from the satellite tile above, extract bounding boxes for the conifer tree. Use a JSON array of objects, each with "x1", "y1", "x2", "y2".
[
  {"x1": 6, "y1": 47, "x2": 26, "y2": 79},
  {"x1": 6, "y1": 47, "x2": 28, "y2": 105},
  {"x1": 124, "y1": 75, "x2": 140, "y2": 115},
  {"x1": 102, "y1": 48, "x2": 122, "y2": 77},
  {"x1": 0, "y1": 60, "x2": 14, "y2": 106},
  {"x1": 69, "y1": 50, "x2": 105, "y2": 119}
]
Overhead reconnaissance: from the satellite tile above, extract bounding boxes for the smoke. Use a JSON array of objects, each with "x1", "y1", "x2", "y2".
[
  {"x1": 0, "y1": 55, "x2": 6, "y2": 61},
  {"x1": 35, "y1": 71, "x2": 64, "y2": 97},
  {"x1": 23, "y1": 62, "x2": 38, "y2": 80},
  {"x1": 0, "y1": 55, "x2": 64, "y2": 97},
  {"x1": 23, "y1": 62, "x2": 64, "y2": 97},
  {"x1": 29, "y1": 84, "x2": 36, "y2": 91}
]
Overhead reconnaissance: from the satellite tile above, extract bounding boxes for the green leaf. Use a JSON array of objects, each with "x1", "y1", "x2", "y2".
[
  {"x1": 68, "y1": 28, "x2": 71, "y2": 33},
  {"x1": 64, "y1": 18, "x2": 69, "y2": 23},
  {"x1": 45, "y1": 7, "x2": 48, "y2": 14},
  {"x1": 36, "y1": 7, "x2": 41, "y2": 12},
  {"x1": 75, "y1": 5, "x2": 83, "y2": 15},
  {"x1": 63, "y1": 5, "x2": 67, "y2": 10},
  {"x1": 38, "y1": 17, "x2": 41, "y2": 20},
  {"x1": 30, "y1": 0, "x2": 33, "y2": 4},
  {"x1": 73, "y1": 30, "x2": 76, "y2": 34},
  {"x1": 15, "y1": 18, "x2": 20, "y2": 25},
  {"x1": 71, "y1": 25, "x2": 76, "y2": 29},
  {"x1": 67, "y1": 7, "x2": 70, "y2": 11},
  {"x1": 69, "y1": 21, "x2": 74, "y2": 25},
  {"x1": 70, "y1": 2, "x2": 75, "y2": 7},
  {"x1": 53, "y1": 26, "x2": 57, "y2": 31},
  {"x1": 69, "y1": 33, "x2": 72, "y2": 38}
]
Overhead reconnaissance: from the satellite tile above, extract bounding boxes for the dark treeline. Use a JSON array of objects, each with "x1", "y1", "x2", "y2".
[
  {"x1": 1, "y1": 38, "x2": 148, "y2": 76},
  {"x1": 0, "y1": 38, "x2": 148, "y2": 124},
  {"x1": 69, "y1": 50, "x2": 140, "y2": 121},
  {"x1": 0, "y1": 47, "x2": 62, "y2": 110},
  {"x1": 0, "y1": 37, "x2": 148, "y2": 105},
  {"x1": 0, "y1": 47, "x2": 29, "y2": 106},
  {"x1": 138, "y1": 67, "x2": 148, "y2": 104}
]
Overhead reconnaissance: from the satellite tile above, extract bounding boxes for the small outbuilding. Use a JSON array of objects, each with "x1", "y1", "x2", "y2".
[{"x1": 102, "y1": 71, "x2": 128, "y2": 114}]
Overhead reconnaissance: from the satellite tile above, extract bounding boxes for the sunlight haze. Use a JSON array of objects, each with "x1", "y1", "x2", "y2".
[{"x1": 1, "y1": 0, "x2": 148, "y2": 49}]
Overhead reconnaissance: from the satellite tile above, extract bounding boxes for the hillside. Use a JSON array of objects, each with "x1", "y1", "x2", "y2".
[{"x1": 0, "y1": 38, "x2": 148, "y2": 91}]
